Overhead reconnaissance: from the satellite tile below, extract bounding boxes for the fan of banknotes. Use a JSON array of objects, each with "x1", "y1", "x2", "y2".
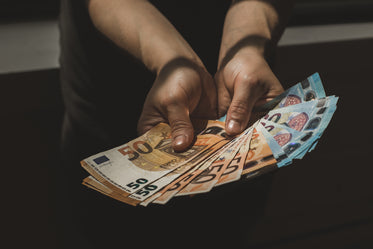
[{"x1": 80, "y1": 72, "x2": 338, "y2": 206}]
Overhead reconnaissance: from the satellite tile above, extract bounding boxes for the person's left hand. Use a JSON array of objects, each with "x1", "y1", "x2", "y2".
[{"x1": 215, "y1": 47, "x2": 284, "y2": 135}]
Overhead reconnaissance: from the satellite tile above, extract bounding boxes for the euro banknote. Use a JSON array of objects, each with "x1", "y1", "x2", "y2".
[
  {"x1": 80, "y1": 73, "x2": 338, "y2": 206},
  {"x1": 255, "y1": 72, "x2": 326, "y2": 112},
  {"x1": 261, "y1": 96, "x2": 339, "y2": 159},
  {"x1": 177, "y1": 125, "x2": 255, "y2": 196}
]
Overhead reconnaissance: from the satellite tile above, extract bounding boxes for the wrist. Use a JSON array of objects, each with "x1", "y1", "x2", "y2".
[
  {"x1": 218, "y1": 1, "x2": 279, "y2": 69},
  {"x1": 218, "y1": 39, "x2": 271, "y2": 71},
  {"x1": 154, "y1": 56, "x2": 208, "y2": 88},
  {"x1": 149, "y1": 52, "x2": 204, "y2": 76}
]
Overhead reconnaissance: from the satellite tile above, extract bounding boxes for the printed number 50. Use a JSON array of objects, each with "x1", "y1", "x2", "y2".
[{"x1": 126, "y1": 178, "x2": 148, "y2": 190}]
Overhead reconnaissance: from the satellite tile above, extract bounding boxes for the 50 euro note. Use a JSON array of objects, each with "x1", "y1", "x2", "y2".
[
  {"x1": 174, "y1": 126, "x2": 254, "y2": 196},
  {"x1": 81, "y1": 120, "x2": 229, "y2": 206},
  {"x1": 140, "y1": 125, "x2": 253, "y2": 205},
  {"x1": 231, "y1": 126, "x2": 281, "y2": 183},
  {"x1": 82, "y1": 176, "x2": 139, "y2": 205},
  {"x1": 240, "y1": 127, "x2": 278, "y2": 176},
  {"x1": 150, "y1": 140, "x2": 235, "y2": 204},
  {"x1": 210, "y1": 125, "x2": 277, "y2": 187},
  {"x1": 184, "y1": 126, "x2": 277, "y2": 192},
  {"x1": 131, "y1": 136, "x2": 230, "y2": 205},
  {"x1": 213, "y1": 125, "x2": 256, "y2": 186},
  {"x1": 129, "y1": 121, "x2": 231, "y2": 205}
]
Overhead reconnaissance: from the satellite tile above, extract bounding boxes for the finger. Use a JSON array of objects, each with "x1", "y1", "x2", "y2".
[
  {"x1": 166, "y1": 103, "x2": 194, "y2": 152},
  {"x1": 137, "y1": 106, "x2": 166, "y2": 135},
  {"x1": 191, "y1": 72, "x2": 218, "y2": 120},
  {"x1": 254, "y1": 74, "x2": 283, "y2": 107},
  {"x1": 226, "y1": 76, "x2": 265, "y2": 135},
  {"x1": 215, "y1": 71, "x2": 232, "y2": 118}
]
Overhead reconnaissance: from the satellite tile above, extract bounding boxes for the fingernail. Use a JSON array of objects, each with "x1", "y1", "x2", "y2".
[
  {"x1": 227, "y1": 119, "x2": 241, "y2": 134},
  {"x1": 173, "y1": 134, "x2": 187, "y2": 150}
]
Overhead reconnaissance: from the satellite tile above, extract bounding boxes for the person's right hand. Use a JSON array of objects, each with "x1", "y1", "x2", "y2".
[
  {"x1": 137, "y1": 58, "x2": 217, "y2": 152},
  {"x1": 87, "y1": 0, "x2": 218, "y2": 152}
]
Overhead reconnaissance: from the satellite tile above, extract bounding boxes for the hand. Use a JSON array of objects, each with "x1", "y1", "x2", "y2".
[
  {"x1": 215, "y1": 48, "x2": 284, "y2": 135},
  {"x1": 137, "y1": 58, "x2": 217, "y2": 152}
]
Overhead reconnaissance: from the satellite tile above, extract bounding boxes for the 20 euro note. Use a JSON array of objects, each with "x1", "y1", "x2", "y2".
[
  {"x1": 289, "y1": 98, "x2": 338, "y2": 159},
  {"x1": 262, "y1": 96, "x2": 336, "y2": 130},
  {"x1": 255, "y1": 123, "x2": 291, "y2": 168},
  {"x1": 218, "y1": 72, "x2": 326, "y2": 124},
  {"x1": 256, "y1": 72, "x2": 326, "y2": 112},
  {"x1": 262, "y1": 96, "x2": 338, "y2": 159}
]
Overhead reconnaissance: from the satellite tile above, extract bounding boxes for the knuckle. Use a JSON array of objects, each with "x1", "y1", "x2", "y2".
[
  {"x1": 236, "y1": 72, "x2": 270, "y2": 97},
  {"x1": 160, "y1": 92, "x2": 184, "y2": 108},
  {"x1": 240, "y1": 73, "x2": 261, "y2": 88}
]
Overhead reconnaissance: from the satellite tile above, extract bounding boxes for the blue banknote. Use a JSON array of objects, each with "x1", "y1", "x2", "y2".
[
  {"x1": 260, "y1": 119, "x2": 318, "y2": 162},
  {"x1": 255, "y1": 72, "x2": 326, "y2": 112},
  {"x1": 262, "y1": 96, "x2": 338, "y2": 160},
  {"x1": 256, "y1": 124, "x2": 292, "y2": 167},
  {"x1": 219, "y1": 72, "x2": 326, "y2": 122}
]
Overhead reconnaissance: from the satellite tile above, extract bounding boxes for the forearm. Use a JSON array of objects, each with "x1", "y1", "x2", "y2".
[
  {"x1": 218, "y1": 0, "x2": 293, "y2": 68},
  {"x1": 87, "y1": 0, "x2": 203, "y2": 73}
]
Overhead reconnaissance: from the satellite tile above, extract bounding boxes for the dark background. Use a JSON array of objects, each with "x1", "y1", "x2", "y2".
[{"x1": 1, "y1": 1, "x2": 373, "y2": 248}]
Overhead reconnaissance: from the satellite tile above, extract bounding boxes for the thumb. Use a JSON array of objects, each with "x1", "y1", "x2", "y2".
[
  {"x1": 166, "y1": 103, "x2": 194, "y2": 152},
  {"x1": 226, "y1": 76, "x2": 266, "y2": 135}
]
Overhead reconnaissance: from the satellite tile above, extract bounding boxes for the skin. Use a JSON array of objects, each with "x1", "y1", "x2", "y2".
[
  {"x1": 86, "y1": 0, "x2": 293, "y2": 152},
  {"x1": 216, "y1": 0, "x2": 293, "y2": 135}
]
